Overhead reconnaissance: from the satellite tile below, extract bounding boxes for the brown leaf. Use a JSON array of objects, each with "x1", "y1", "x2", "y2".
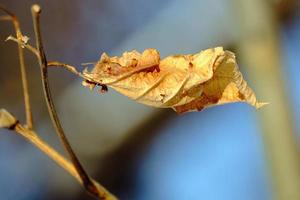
[{"x1": 82, "y1": 47, "x2": 267, "y2": 113}]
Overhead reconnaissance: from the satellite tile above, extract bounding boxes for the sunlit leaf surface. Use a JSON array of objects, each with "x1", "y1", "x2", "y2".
[{"x1": 82, "y1": 47, "x2": 266, "y2": 113}]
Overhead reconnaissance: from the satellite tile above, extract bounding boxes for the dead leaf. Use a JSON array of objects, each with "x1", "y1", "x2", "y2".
[{"x1": 82, "y1": 47, "x2": 266, "y2": 113}]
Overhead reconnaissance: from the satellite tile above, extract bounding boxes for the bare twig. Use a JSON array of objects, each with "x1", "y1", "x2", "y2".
[
  {"x1": 0, "y1": 5, "x2": 34, "y2": 129},
  {"x1": 4, "y1": 36, "x2": 95, "y2": 82},
  {"x1": 15, "y1": 124, "x2": 81, "y2": 182},
  {"x1": 30, "y1": 4, "x2": 113, "y2": 199},
  {"x1": 0, "y1": 109, "x2": 117, "y2": 200},
  {"x1": 6, "y1": 35, "x2": 40, "y2": 57},
  {"x1": 5, "y1": 36, "x2": 97, "y2": 83},
  {"x1": 14, "y1": 123, "x2": 117, "y2": 200},
  {"x1": 0, "y1": 15, "x2": 11, "y2": 21},
  {"x1": 0, "y1": 109, "x2": 18, "y2": 129},
  {"x1": 1, "y1": 4, "x2": 117, "y2": 199},
  {"x1": 6, "y1": 36, "x2": 103, "y2": 91}
]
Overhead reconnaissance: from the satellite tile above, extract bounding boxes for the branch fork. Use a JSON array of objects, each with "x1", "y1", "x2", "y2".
[{"x1": 0, "y1": 4, "x2": 117, "y2": 200}]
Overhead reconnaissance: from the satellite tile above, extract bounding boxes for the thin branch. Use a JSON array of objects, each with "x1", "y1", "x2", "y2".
[
  {"x1": 4, "y1": 37, "x2": 84, "y2": 78},
  {"x1": 5, "y1": 37, "x2": 95, "y2": 82},
  {"x1": 5, "y1": 35, "x2": 105, "y2": 91},
  {"x1": 0, "y1": 109, "x2": 117, "y2": 200},
  {"x1": 0, "y1": 15, "x2": 11, "y2": 21},
  {"x1": 15, "y1": 124, "x2": 81, "y2": 182},
  {"x1": 14, "y1": 124, "x2": 118, "y2": 199},
  {"x1": 30, "y1": 4, "x2": 111, "y2": 199},
  {"x1": 1, "y1": 5, "x2": 116, "y2": 198},
  {"x1": 6, "y1": 35, "x2": 40, "y2": 58},
  {"x1": 0, "y1": 5, "x2": 34, "y2": 129},
  {"x1": 4, "y1": 35, "x2": 99, "y2": 85}
]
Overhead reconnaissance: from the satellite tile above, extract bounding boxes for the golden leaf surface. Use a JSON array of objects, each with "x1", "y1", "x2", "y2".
[{"x1": 82, "y1": 47, "x2": 266, "y2": 113}]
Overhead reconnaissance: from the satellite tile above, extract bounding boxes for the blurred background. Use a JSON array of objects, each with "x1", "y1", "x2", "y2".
[{"x1": 0, "y1": 0, "x2": 300, "y2": 200}]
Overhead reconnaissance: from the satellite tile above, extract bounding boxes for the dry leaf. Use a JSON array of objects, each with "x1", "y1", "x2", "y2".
[{"x1": 82, "y1": 47, "x2": 266, "y2": 113}]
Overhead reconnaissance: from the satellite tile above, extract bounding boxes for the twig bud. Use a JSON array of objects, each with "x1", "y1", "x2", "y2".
[
  {"x1": 0, "y1": 109, "x2": 18, "y2": 129},
  {"x1": 31, "y1": 4, "x2": 41, "y2": 14}
]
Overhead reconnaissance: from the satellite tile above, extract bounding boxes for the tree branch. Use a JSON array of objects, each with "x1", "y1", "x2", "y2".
[
  {"x1": 5, "y1": 35, "x2": 40, "y2": 58},
  {"x1": 5, "y1": 36, "x2": 96, "y2": 83},
  {"x1": 1, "y1": 4, "x2": 117, "y2": 199},
  {"x1": 0, "y1": 5, "x2": 34, "y2": 129},
  {"x1": 30, "y1": 4, "x2": 113, "y2": 199},
  {"x1": 0, "y1": 109, "x2": 117, "y2": 200}
]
